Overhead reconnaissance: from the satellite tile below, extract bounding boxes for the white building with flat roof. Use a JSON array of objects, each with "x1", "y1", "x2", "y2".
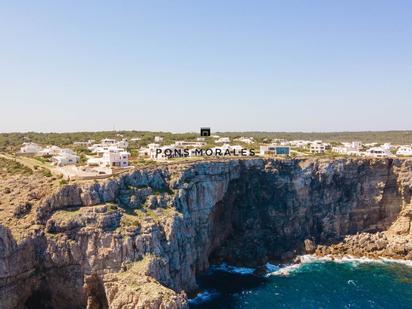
[
  {"x1": 332, "y1": 141, "x2": 362, "y2": 155},
  {"x1": 87, "y1": 148, "x2": 129, "y2": 168},
  {"x1": 88, "y1": 139, "x2": 128, "y2": 152},
  {"x1": 38, "y1": 146, "x2": 66, "y2": 156},
  {"x1": 20, "y1": 142, "x2": 42, "y2": 154},
  {"x1": 260, "y1": 145, "x2": 290, "y2": 156},
  {"x1": 310, "y1": 142, "x2": 327, "y2": 154},
  {"x1": 289, "y1": 140, "x2": 312, "y2": 148},
  {"x1": 52, "y1": 152, "x2": 79, "y2": 166},
  {"x1": 382, "y1": 143, "x2": 395, "y2": 150},
  {"x1": 139, "y1": 143, "x2": 160, "y2": 157},
  {"x1": 235, "y1": 137, "x2": 255, "y2": 144},
  {"x1": 365, "y1": 147, "x2": 392, "y2": 158},
  {"x1": 397, "y1": 146, "x2": 412, "y2": 156},
  {"x1": 215, "y1": 137, "x2": 230, "y2": 144},
  {"x1": 73, "y1": 140, "x2": 93, "y2": 147}
]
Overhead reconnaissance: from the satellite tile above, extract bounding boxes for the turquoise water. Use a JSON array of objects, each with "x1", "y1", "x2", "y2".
[{"x1": 189, "y1": 260, "x2": 412, "y2": 309}]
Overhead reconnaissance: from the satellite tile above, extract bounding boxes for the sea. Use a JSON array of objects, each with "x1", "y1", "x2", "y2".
[{"x1": 188, "y1": 256, "x2": 412, "y2": 309}]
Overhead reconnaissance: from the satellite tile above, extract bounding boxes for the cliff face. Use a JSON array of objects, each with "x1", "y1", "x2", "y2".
[
  {"x1": 1, "y1": 158, "x2": 412, "y2": 309},
  {"x1": 209, "y1": 158, "x2": 412, "y2": 264}
]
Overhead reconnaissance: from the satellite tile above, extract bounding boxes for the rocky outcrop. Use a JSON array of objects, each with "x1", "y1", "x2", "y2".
[
  {"x1": 315, "y1": 231, "x2": 412, "y2": 259},
  {"x1": 0, "y1": 158, "x2": 412, "y2": 308}
]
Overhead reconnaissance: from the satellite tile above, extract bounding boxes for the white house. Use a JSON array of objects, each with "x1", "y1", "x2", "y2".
[
  {"x1": 92, "y1": 146, "x2": 128, "y2": 157},
  {"x1": 88, "y1": 139, "x2": 128, "y2": 152},
  {"x1": 154, "y1": 136, "x2": 164, "y2": 143},
  {"x1": 100, "y1": 138, "x2": 117, "y2": 145},
  {"x1": 289, "y1": 140, "x2": 312, "y2": 148},
  {"x1": 52, "y1": 152, "x2": 79, "y2": 166},
  {"x1": 397, "y1": 146, "x2": 412, "y2": 156},
  {"x1": 138, "y1": 148, "x2": 150, "y2": 157},
  {"x1": 87, "y1": 148, "x2": 129, "y2": 168},
  {"x1": 332, "y1": 141, "x2": 362, "y2": 155},
  {"x1": 147, "y1": 143, "x2": 160, "y2": 149},
  {"x1": 310, "y1": 142, "x2": 327, "y2": 154},
  {"x1": 20, "y1": 142, "x2": 42, "y2": 154},
  {"x1": 382, "y1": 143, "x2": 395, "y2": 150},
  {"x1": 332, "y1": 146, "x2": 347, "y2": 154},
  {"x1": 365, "y1": 147, "x2": 392, "y2": 158},
  {"x1": 99, "y1": 138, "x2": 128, "y2": 148},
  {"x1": 103, "y1": 150, "x2": 129, "y2": 167},
  {"x1": 215, "y1": 137, "x2": 230, "y2": 144},
  {"x1": 272, "y1": 139, "x2": 289, "y2": 146},
  {"x1": 73, "y1": 140, "x2": 93, "y2": 147},
  {"x1": 343, "y1": 141, "x2": 362, "y2": 150},
  {"x1": 235, "y1": 137, "x2": 255, "y2": 144},
  {"x1": 138, "y1": 143, "x2": 160, "y2": 157},
  {"x1": 260, "y1": 145, "x2": 290, "y2": 156},
  {"x1": 116, "y1": 139, "x2": 129, "y2": 149},
  {"x1": 73, "y1": 141, "x2": 88, "y2": 147},
  {"x1": 38, "y1": 145, "x2": 65, "y2": 156}
]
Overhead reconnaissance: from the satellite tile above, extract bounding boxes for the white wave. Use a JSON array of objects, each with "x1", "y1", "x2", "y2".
[
  {"x1": 210, "y1": 255, "x2": 412, "y2": 279},
  {"x1": 188, "y1": 290, "x2": 219, "y2": 305},
  {"x1": 347, "y1": 279, "x2": 357, "y2": 286},
  {"x1": 313, "y1": 255, "x2": 412, "y2": 267},
  {"x1": 266, "y1": 263, "x2": 301, "y2": 277},
  {"x1": 265, "y1": 263, "x2": 280, "y2": 273},
  {"x1": 210, "y1": 263, "x2": 256, "y2": 275},
  {"x1": 266, "y1": 254, "x2": 412, "y2": 277},
  {"x1": 379, "y1": 257, "x2": 412, "y2": 267}
]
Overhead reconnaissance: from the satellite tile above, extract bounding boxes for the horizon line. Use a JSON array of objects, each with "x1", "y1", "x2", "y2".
[{"x1": 1, "y1": 129, "x2": 412, "y2": 135}]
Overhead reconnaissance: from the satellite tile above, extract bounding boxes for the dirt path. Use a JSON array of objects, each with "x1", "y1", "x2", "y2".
[{"x1": 0, "y1": 153, "x2": 61, "y2": 176}]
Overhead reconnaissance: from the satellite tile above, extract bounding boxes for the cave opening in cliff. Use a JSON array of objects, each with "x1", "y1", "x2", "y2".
[
  {"x1": 23, "y1": 266, "x2": 88, "y2": 309},
  {"x1": 25, "y1": 280, "x2": 53, "y2": 309}
]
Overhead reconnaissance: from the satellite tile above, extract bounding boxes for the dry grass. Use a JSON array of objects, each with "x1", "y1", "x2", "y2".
[
  {"x1": 0, "y1": 157, "x2": 33, "y2": 175},
  {"x1": 0, "y1": 156, "x2": 60, "y2": 242}
]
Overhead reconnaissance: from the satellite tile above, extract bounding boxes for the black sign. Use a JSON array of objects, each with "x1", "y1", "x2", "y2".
[{"x1": 200, "y1": 127, "x2": 211, "y2": 136}]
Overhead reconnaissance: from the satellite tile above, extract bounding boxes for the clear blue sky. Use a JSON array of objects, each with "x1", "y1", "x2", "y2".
[{"x1": 0, "y1": 1, "x2": 411, "y2": 133}]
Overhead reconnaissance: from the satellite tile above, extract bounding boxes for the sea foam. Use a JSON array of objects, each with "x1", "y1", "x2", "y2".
[
  {"x1": 266, "y1": 254, "x2": 412, "y2": 277},
  {"x1": 188, "y1": 290, "x2": 219, "y2": 305},
  {"x1": 208, "y1": 255, "x2": 412, "y2": 279},
  {"x1": 209, "y1": 263, "x2": 256, "y2": 275}
]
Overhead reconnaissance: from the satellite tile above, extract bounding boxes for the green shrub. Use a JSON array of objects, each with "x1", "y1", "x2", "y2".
[
  {"x1": 42, "y1": 169, "x2": 52, "y2": 177},
  {"x1": 0, "y1": 158, "x2": 33, "y2": 175}
]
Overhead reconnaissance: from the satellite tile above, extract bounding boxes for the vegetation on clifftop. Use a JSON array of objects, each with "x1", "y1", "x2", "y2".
[
  {"x1": 0, "y1": 157, "x2": 33, "y2": 175},
  {"x1": 1, "y1": 130, "x2": 412, "y2": 152}
]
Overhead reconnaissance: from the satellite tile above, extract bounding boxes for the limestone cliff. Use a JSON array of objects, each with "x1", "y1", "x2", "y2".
[{"x1": 0, "y1": 158, "x2": 412, "y2": 309}]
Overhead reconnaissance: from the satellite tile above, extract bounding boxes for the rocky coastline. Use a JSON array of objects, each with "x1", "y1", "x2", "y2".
[{"x1": 0, "y1": 157, "x2": 411, "y2": 308}]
